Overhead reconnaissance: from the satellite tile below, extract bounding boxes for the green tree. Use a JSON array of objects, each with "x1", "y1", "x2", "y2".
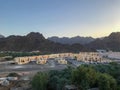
[
  {"x1": 48, "y1": 66, "x2": 73, "y2": 90},
  {"x1": 48, "y1": 75, "x2": 59, "y2": 90},
  {"x1": 98, "y1": 73, "x2": 117, "y2": 90},
  {"x1": 72, "y1": 66, "x2": 97, "y2": 90},
  {"x1": 31, "y1": 72, "x2": 48, "y2": 90}
]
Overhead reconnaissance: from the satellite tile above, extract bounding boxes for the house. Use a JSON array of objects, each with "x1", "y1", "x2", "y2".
[
  {"x1": 1, "y1": 80, "x2": 10, "y2": 86},
  {"x1": 58, "y1": 58, "x2": 67, "y2": 64},
  {"x1": 7, "y1": 77, "x2": 18, "y2": 81},
  {"x1": 36, "y1": 59, "x2": 47, "y2": 64}
]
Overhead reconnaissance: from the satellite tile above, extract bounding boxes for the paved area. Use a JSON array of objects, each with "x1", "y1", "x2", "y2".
[{"x1": 0, "y1": 64, "x2": 67, "y2": 74}]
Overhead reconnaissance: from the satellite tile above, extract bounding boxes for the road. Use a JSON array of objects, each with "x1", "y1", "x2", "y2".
[{"x1": 0, "y1": 64, "x2": 67, "y2": 74}]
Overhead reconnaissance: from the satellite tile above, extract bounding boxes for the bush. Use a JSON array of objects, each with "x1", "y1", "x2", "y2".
[
  {"x1": 31, "y1": 72, "x2": 48, "y2": 90},
  {"x1": 98, "y1": 73, "x2": 117, "y2": 90}
]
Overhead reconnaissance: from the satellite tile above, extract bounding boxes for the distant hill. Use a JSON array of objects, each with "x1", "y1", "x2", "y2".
[
  {"x1": 0, "y1": 34, "x2": 4, "y2": 38},
  {"x1": 87, "y1": 32, "x2": 120, "y2": 51},
  {"x1": 0, "y1": 32, "x2": 92, "y2": 53},
  {"x1": 48, "y1": 36, "x2": 95, "y2": 45},
  {"x1": 1, "y1": 32, "x2": 120, "y2": 52}
]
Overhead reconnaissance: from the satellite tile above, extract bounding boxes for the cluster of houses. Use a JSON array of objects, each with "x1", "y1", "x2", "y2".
[
  {"x1": 14, "y1": 52, "x2": 111, "y2": 65},
  {"x1": 14, "y1": 53, "x2": 71, "y2": 65},
  {"x1": 0, "y1": 73, "x2": 31, "y2": 90},
  {"x1": 0, "y1": 77, "x2": 18, "y2": 86}
]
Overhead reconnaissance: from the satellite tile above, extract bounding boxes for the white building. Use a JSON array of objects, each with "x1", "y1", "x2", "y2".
[{"x1": 107, "y1": 52, "x2": 120, "y2": 59}]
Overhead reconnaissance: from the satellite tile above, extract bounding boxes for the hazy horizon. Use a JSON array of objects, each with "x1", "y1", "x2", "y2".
[
  {"x1": 0, "y1": 0, "x2": 120, "y2": 38},
  {"x1": 1, "y1": 31, "x2": 119, "y2": 39}
]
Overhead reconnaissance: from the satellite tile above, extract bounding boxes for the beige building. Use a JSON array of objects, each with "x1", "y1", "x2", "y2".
[
  {"x1": 15, "y1": 57, "x2": 30, "y2": 64},
  {"x1": 14, "y1": 52, "x2": 105, "y2": 65},
  {"x1": 14, "y1": 55, "x2": 48, "y2": 65},
  {"x1": 77, "y1": 52, "x2": 102, "y2": 63},
  {"x1": 49, "y1": 53, "x2": 73, "y2": 58},
  {"x1": 36, "y1": 59, "x2": 47, "y2": 64},
  {"x1": 58, "y1": 58, "x2": 67, "y2": 64}
]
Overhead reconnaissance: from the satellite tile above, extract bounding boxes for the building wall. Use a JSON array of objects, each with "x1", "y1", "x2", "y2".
[
  {"x1": 14, "y1": 52, "x2": 105, "y2": 64},
  {"x1": 77, "y1": 52, "x2": 102, "y2": 63},
  {"x1": 36, "y1": 59, "x2": 47, "y2": 64},
  {"x1": 58, "y1": 59, "x2": 67, "y2": 64},
  {"x1": 107, "y1": 52, "x2": 120, "y2": 59}
]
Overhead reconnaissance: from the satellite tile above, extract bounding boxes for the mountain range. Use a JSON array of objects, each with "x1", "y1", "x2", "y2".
[
  {"x1": 86, "y1": 32, "x2": 120, "y2": 51},
  {"x1": 48, "y1": 32, "x2": 120, "y2": 51},
  {"x1": 48, "y1": 36, "x2": 95, "y2": 45},
  {"x1": 0, "y1": 32, "x2": 120, "y2": 52},
  {"x1": 0, "y1": 32, "x2": 92, "y2": 53},
  {"x1": 0, "y1": 34, "x2": 4, "y2": 38}
]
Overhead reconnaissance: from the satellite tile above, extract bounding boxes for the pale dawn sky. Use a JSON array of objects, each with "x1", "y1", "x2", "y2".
[{"x1": 0, "y1": 0, "x2": 120, "y2": 38}]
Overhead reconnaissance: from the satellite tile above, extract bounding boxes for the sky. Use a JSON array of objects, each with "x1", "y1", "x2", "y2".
[{"x1": 0, "y1": 0, "x2": 120, "y2": 38}]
